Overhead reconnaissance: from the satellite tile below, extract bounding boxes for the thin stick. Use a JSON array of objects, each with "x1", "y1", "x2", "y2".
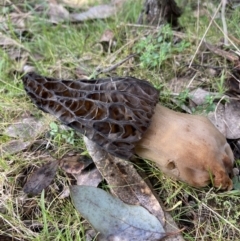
[
  {"x1": 95, "y1": 54, "x2": 136, "y2": 75},
  {"x1": 209, "y1": 15, "x2": 240, "y2": 56},
  {"x1": 189, "y1": 2, "x2": 222, "y2": 68},
  {"x1": 221, "y1": 0, "x2": 229, "y2": 46}
]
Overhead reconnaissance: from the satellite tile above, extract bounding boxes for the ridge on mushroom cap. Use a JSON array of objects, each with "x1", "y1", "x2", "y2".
[{"x1": 22, "y1": 72, "x2": 159, "y2": 159}]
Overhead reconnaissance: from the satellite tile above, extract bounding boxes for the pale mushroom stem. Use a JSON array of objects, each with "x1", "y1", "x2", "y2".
[{"x1": 135, "y1": 104, "x2": 234, "y2": 190}]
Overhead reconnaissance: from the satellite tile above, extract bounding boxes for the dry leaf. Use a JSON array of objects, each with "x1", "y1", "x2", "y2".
[
  {"x1": 208, "y1": 99, "x2": 240, "y2": 139},
  {"x1": 6, "y1": 48, "x2": 29, "y2": 61},
  {"x1": 76, "y1": 167, "x2": 103, "y2": 186},
  {"x1": 75, "y1": 66, "x2": 89, "y2": 79},
  {"x1": 226, "y1": 69, "x2": 240, "y2": 97},
  {"x1": 85, "y1": 229, "x2": 98, "y2": 241},
  {"x1": 84, "y1": 136, "x2": 165, "y2": 224},
  {"x1": 84, "y1": 137, "x2": 185, "y2": 241},
  {"x1": 100, "y1": 29, "x2": 114, "y2": 43},
  {"x1": 59, "y1": 153, "x2": 102, "y2": 186},
  {"x1": 48, "y1": 2, "x2": 70, "y2": 23},
  {"x1": 0, "y1": 33, "x2": 25, "y2": 48},
  {"x1": 190, "y1": 88, "x2": 219, "y2": 106},
  {"x1": 1, "y1": 140, "x2": 30, "y2": 155},
  {"x1": 62, "y1": 0, "x2": 96, "y2": 8},
  {"x1": 4, "y1": 117, "x2": 45, "y2": 140},
  {"x1": 224, "y1": 99, "x2": 240, "y2": 139},
  {"x1": 70, "y1": 185, "x2": 166, "y2": 241},
  {"x1": 23, "y1": 65, "x2": 36, "y2": 73},
  {"x1": 59, "y1": 154, "x2": 92, "y2": 174},
  {"x1": 59, "y1": 187, "x2": 70, "y2": 199},
  {"x1": 23, "y1": 160, "x2": 59, "y2": 195},
  {"x1": 99, "y1": 29, "x2": 116, "y2": 53},
  {"x1": 205, "y1": 42, "x2": 239, "y2": 63},
  {"x1": 111, "y1": 0, "x2": 127, "y2": 7},
  {"x1": 0, "y1": 13, "x2": 27, "y2": 32},
  {"x1": 70, "y1": 4, "x2": 117, "y2": 21},
  {"x1": 208, "y1": 103, "x2": 226, "y2": 136}
]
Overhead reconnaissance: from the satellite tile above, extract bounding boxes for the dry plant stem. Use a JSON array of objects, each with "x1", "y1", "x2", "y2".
[
  {"x1": 189, "y1": 1, "x2": 222, "y2": 68},
  {"x1": 221, "y1": 0, "x2": 228, "y2": 46},
  {"x1": 208, "y1": 15, "x2": 240, "y2": 56},
  {"x1": 95, "y1": 54, "x2": 136, "y2": 75},
  {"x1": 135, "y1": 104, "x2": 234, "y2": 190},
  {"x1": 205, "y1": 42, "x2": 239, "y2": 62}
]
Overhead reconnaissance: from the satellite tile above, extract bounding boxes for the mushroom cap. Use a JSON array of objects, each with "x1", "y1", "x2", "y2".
[{"x1": 22, "y1": 72, "x2": 159, "y2": 159}]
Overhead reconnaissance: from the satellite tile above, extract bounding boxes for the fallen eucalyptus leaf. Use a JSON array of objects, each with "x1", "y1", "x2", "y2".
[
  {"x1": 1, "y1": 140, "x2": 30, "y2": 155},
  {"x1": 84, "y1": 136, "x2": 165, "y2": 224},
  {"x1": 4, "y1": 117, "x2": 45, "y2": 140},
  {"x1": 233, "y1": 176, "x2": 240, "y2": 190},
  {"x1": 23, "y1": 160, "x2": 59, "y2": 195},
  {"x1": 70, "y1": 185, "x2": 166, "y2": 241},
  {"x1": 70, "y1": 4, "x2": 117, "y2": 21},
  {"x1": 84, "y1": 138, "x2": 185, "y2": 241}
]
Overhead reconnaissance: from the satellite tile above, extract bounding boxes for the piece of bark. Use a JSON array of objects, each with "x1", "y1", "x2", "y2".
[{"x1": 139, "y1": 0, "x2": 181, "y2": 27}]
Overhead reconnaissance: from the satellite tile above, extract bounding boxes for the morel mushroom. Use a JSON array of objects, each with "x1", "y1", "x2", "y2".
[{"x1": 22, "y1": 72, "x2": 234, "y2": 190}]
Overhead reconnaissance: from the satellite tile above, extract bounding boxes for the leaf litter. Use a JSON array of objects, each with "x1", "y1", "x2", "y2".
[
  {"x1": 1, "y1": 117, "x2": 46, "y2": 155},
  {"x1": 23, "y1": 152, "x2": 100, "y2": 195},
  {"x1": 47, "y1": 1, "x2": 70, "y2": 23},
  {"x1": 23, "y1": 159, "x2": 59, "y2": 195},
  {"x1": 208, "y1": 99, "x2": 240, "y2": 139},
  {"x1": 1, "y1": 140, "x2": 31, "y2": 155},
  {"x1": 59, "y1": 153, "x2": 103, "y2": 187},
  {"x1": 2, "y1": 0, "x2": 240, "y2": 240},
  {"x1": 70, "y1": 185, "x2": 166, "y2": 241},
  {"x1": 84, "y1": 137, "x2": 184, "y2": 241},
  {"x1": 4, "y1": 117, "x2": 45, "y2": 140}
]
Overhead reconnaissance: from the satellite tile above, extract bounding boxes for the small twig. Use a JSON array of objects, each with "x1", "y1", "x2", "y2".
[
  {"x1": 125, "y1": 23, "x2": 161, "y2": 29},
  {"x1": 6, "y1": 0, "x2": 23, "y2": 14},
  {"x1": 187, "y1": 72, "x2": 198, "y2": 89},
  {"x1": 214, "y1": 95, "x2": 229, "y2": 122},
  {"x1": 221, "y1": 0, "x2": 229, "y2": 46},
  {"x1": 208, "y1": 15, "x2": 240, "y2": 57},
  {"x1": 184, "y1": 64, "x2": 233, "y2": 70},
  {"x1": 94, "y1": 54, "x2": 136, "y2": 76},
  {"x1": 205, "y1": 41, "x2": 239, "y2": 63},
  {"x1": 189, "y1": 1, "x2": 222, "y2": 68},
  {"x1": 228, "y1": 34, "x2": 240, "y2": 45}
]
